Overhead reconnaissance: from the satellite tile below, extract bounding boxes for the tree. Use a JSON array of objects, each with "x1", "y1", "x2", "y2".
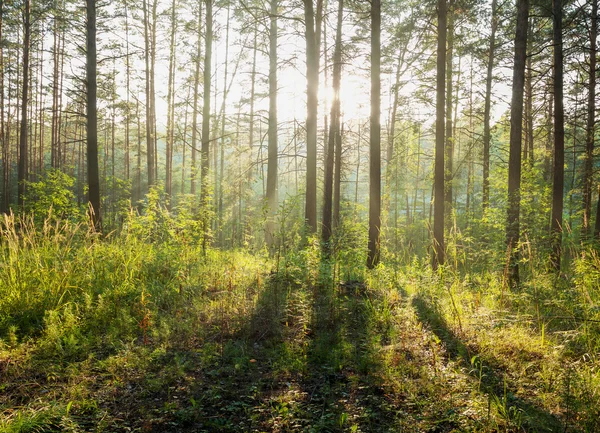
[
  {"x1": 201, "y1": 0, "x2": 213, "y2": 249},
  {"x1": 191, "y1": 2, "x2": 202, "y2": 195},
  {"x1": 550, "y1": 0, "x2": 564, "y2": 270},
  {"x1": 322, "y1": 0, "x2": 343, "y2": 247},
  {"x1": 433, "y1": 0, "x2": 447, "y2": 269},
  {"x1": 368, "y1": 0, "x2": 381, "y2": 268},
  {"x1": 18, "y1": 0, "x2": 31, "y2": 207},
  {"x1": 482, "y1": 0, "x2": 497, "y2": 211},
  {"x1": 304, "y1": 0, "x2": 319, "y2": 234},
  {"x1": 86, "y1": 0, "x2": 101, "y2": 231},
  {"x1": 266, "y1": 0, "x2": 278, "y2": 249},
  {"x1": 142, "y1": 0, "x2": 157, "y2": 189},
  {"x1": 506, "y1": 0, "x2": 529, "y2": 287},
  {"x1": 584, "y1": 0, "x2": 597, "y2": 235},
  {"x1": 165, "y1": 0, "x2": 178, "y2": 204}
]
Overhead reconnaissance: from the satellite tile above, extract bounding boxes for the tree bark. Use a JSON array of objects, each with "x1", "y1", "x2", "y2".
[
  {"x1": 445, "y1": 3, "x2": 454, "y2": 227},
  {"x1": 482, "y1": 0, "x2": 497, "y2": 211},
  {"x1": 191, "y1": 3, "x2": 202, "y2": 195},
  {"x1": 166, "y1": 0, "x2": 177, "y2": 204},
  {"x1": 304, "y1": 0, "x2": 318, "y2": 233},
  {"x1": 86, "y1": 0, "x2": 101, "y2": 232},
  {"x1": 550, "y1": 0, "x2": 564, "y2": 271},
  {"x1": 142, "y1": 0, "x2": 156, "y2": 189},
  {"x1": 322, "y1": 0, "x2": 343, "y2": 247},
  {"x1": 433, "y1": 0, "x2": 447, "y2": 269},
  {"x1": 201, "y1": 0, "x2": 213, "y2": 250},
  {"x1": 584, "y1": 0, "x2": 597, "y2": 235},
  {"x1": 18, "y1": 0, "x2": 31, "y2": 207},
  {"x1": 266, "y1": 0, "x2": 278, "y2": 249},
  {"x1": 506, "y1": 0, "x2": 529, "y2": 287},
  {"x1": 367, "y1": 0, "x2": 381, "y2": 268}
]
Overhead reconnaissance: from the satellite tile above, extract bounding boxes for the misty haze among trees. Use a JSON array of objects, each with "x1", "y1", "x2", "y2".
[{"x1": 1, "y1": 0, "x2": 600, "y2": 431}]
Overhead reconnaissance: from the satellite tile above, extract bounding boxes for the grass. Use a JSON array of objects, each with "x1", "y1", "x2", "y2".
[{"x1": 0, "y1": 212, "x2": 599, "y2": 432}]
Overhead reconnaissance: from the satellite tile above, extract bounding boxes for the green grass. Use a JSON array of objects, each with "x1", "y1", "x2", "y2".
[{"x1": 0, "y1": 213, "x2": 599, "y2": 432}]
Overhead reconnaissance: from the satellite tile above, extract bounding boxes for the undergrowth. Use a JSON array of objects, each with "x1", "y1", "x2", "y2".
[{"x1": 0, "y1": 210, "x2": 598, "y2": 432}]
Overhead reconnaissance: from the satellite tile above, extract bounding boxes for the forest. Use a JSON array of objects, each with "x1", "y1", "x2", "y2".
[{"x1": 0, "y1": 0, "x2": 600, "y2": 430}]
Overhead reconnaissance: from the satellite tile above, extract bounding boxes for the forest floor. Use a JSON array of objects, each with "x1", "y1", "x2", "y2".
[{"x1": 0, "y1": 247, "x2": 598, "y2": 432}]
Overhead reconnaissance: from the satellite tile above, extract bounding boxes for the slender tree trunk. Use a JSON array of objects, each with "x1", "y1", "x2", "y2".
[
  {"x1": 322, "y1": 0, "x2": 343, "y2": 247},
  {"x1": 182, "y1": 83, "x2": 191, "y2": 195},
  {"x1": 124, "y1": 0, "x2": 131, "y2": 182},
  {"x1": 433, "y1": 0, "x2": 447, "y2": 269},
  {"x1": 550, "y1": 0, "x2": 564, "y2": 271},
  {"x1": 201, "y1": 0, "x2": 213, "y2": 250},
  {"x1": 86, "y1": 0, "x2": 101, "y2": 231},
  {"x1": 0, "y1": 0, "x2": 6, "y2": 213},
  {"x1": 367, "y1": 0, "x2": 381, "y2": 268},
  {"x1": 51, "y1": 10, "x2": 60, "y2": 169},
  {"x1": 18, "y1": 0, "x2": 31, "y2": 207},
  {"x1": 304, "y1": 0, "x2": 318, "y2": 233},
  {"x1": 445, "y1": 3, "x2": 454, "y2": 228},
  {"x1": 524, "y1": 17, "x2": 534, "y2": 164},
  {"x1": 142, "y1": 0, "x2": 155, "y2": 189},
  {"x1": 166, "y1": 0, "x2": 177, "y2": 204},
  {"x1": 333, "y1": 121, "x2": 342, "y2": 228},
  {"x1": 218, "y1": 5, "x2": 231, "y2": 245},
  {"x1": 584, "y1": 0, "x2": 597, "y2": 235},
  {"x1": 506, "y1": 0, "x2": 529, "y2": 287},
  {"x1": 136, "y1": 98, "x2": 142, "y2": 203},
  {"x1": 482, "y1": 0, "x2": 497, "y2": 211},
  {"x1": 191, "y1": 3, "x2": 202, "y2": 195},
  {"x1": 266, "y1": 0, "x2": 278, "y2": 249}
]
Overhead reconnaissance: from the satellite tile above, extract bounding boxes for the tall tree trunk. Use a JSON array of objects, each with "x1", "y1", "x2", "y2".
[
  {"x1": 142, "y1": 0, "x2": 155, "y2": 189},
  {"x1": 124, "y1": 0, "x2": 131, "y2": 182},
  {"x1": 524, "y1": 17, "x2": 534, "y2": 164},
  {"x1": 550, "y1": 0, "x2": 564, "y2": 270},
  {"x1": 0, "y1": 0, "x2": 6, "y2": 213},
  {"x1": 584, "y1": 0, "x2": 597, "y2": 235},
  {"x1": 322, "y1": 0, "x2": 343, "y2": 247},
  {"x1": 367, "y1": 0, "x2": 381, "y2": 268},
  {"x1": 506, "y1": 0, "x2": 529, "y2": 287},
  {"x1": 482, "y1": 0, "x2": 497, "y2": 211},
  {"x1": 304, "y1": 0, "x2": 318, "y2": 233},
  {"x1": 445, "y1": 3, "x2": 454, "y2": 228},
  {"x1": 244, "y1": 27, "x2": 258, "y2": 242},
  {"x1": 166, "y1": 0, "x2": 177, "y2": 204},
  {"x1": 18, "y1": 0, "x2": 31, "y2": 207},
  {"x1": 136, "y1": 98, "x2": 142, "y2": 203},
  {"x1": 86, "y1": 0, "x2": 101, "y2": 231},
  {"x1": 218, "y1": 5, "x2": 231, "y2": 245},
  {"x1": 191, "y1": 3, "x2": 202, "y2": 195},
  {"x1": 201, "y1": 0, "x2": 213, "y2": 250},
  {"x1": 266, "y1": 0, "x2": 278, "y2": 249},
  {"x1": 51, "y1": 10, "x2": 60, "y2": 169},
  {"x1": 433, "y1": 0, "x2": 447, "y2": 269},
  {"x1": 333, "y1": 121, "x2": 342, "y2": 228}
]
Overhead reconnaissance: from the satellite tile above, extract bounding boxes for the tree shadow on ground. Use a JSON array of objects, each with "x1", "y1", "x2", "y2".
[{"x1": 411, "y1": 294, "x2": 564, "y2": 433}]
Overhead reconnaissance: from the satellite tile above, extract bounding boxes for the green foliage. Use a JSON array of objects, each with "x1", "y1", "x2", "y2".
[{"x1": 23, "y1": 169, "x2": 80, "y2": 224}]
